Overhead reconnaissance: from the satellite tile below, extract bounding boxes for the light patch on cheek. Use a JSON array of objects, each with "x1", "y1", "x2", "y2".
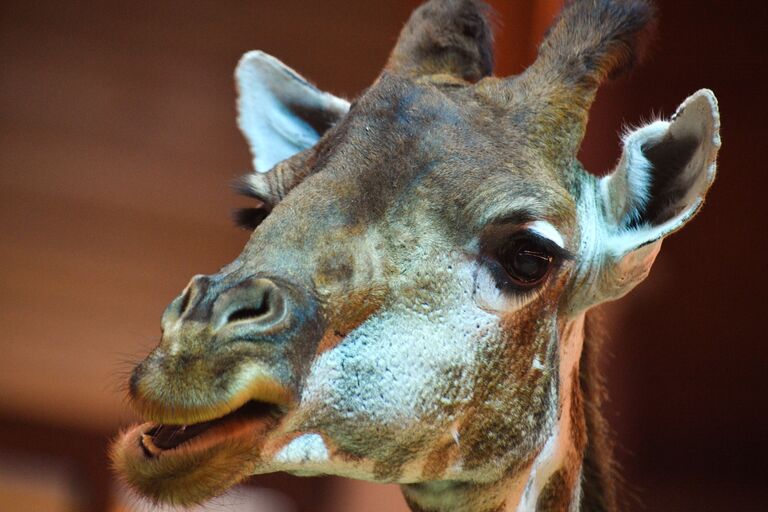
[
  {"x1": 472, "y1": 263, "x2": 538, "y2": 313},
  {"x1": 274, "y1": 433, "x2": 329, "y2": 464},
  {"x1": 298, "y1": 259, "x2": 496, "y2": 435},
  {"x1": 301, "y1": 307, "x2": 486, "y2": 427},
  {"x1": 473, "y1": 264, "x2": 507, "y2": 312}
]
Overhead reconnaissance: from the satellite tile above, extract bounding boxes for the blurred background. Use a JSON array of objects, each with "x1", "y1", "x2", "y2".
[{"x1": 1, "y1": 0, "x2": 766, "y2": 510}]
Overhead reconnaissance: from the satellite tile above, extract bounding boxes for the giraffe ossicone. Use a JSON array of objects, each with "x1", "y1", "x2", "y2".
[{"x1": 111, "y1": 1, "x2": 720, "y2": 510}]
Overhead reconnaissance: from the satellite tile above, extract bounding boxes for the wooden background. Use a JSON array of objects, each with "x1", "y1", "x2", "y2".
[{"x1": 1, "y1": 1, "x2": 766, "y2": 510}]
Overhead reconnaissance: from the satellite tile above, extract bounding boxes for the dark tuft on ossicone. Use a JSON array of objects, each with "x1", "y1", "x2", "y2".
[
  {"x1": 386, "y1": 0, "x2": 495, "y2": 82},
  {"x1": 542, "y1": 0, "x2": 657, "y2": 85}
]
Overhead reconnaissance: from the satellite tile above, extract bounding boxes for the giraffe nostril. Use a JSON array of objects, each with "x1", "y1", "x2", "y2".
[
  {"x1": 178, "y1": 288, "x2": 192, "y2": 316},
  {"x1": 213, "y1": 278, "x2": 288, "y2": 333},
  {"x1": 166, "y1": 274, "x2": 210, "y2": 323},
  {"x1": 226, "y1": 303, "x2": 270, "y2": 324}
]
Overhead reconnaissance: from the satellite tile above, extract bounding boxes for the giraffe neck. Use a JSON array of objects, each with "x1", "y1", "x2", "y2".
[{"x1": 401, "y1": 315, "x2": 588, "y2": 512}]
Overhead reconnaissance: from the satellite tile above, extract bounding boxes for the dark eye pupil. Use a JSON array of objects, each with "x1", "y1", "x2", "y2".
[{"x1": 506, "y1": 242, "x2": 552, "y2": 284}]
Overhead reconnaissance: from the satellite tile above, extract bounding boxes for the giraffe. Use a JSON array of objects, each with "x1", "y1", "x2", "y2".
[{"x1": 111, "y1": 0, "x2": 721, "y2": 510}]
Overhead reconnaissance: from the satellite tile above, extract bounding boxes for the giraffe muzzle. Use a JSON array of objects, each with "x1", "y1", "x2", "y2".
[
  {"x1": 112, "y1": 272, "x2": 324, "y2": 504},
  {"x1": 127, "y1": 271, "x2": 323, "y2": 427}
]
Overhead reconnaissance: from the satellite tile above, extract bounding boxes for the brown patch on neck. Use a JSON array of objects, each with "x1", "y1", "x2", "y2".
[
  {"x1": 420, "y1": 436, "x2": 459, "y2": 481},
  {"x1": 534, "y1": 468, "x2": 572, "y2": 511},
  {"x1": 457, "y1": 293, "x2": 559, "y2": 474},
  {"x1": 371, "y1": 426, "x2": 439, "y2": 481}
]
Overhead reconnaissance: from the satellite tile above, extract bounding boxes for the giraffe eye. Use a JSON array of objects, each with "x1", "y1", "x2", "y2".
[{"x1": 499, "y1": 237, "x2": 554, "y2": 287}]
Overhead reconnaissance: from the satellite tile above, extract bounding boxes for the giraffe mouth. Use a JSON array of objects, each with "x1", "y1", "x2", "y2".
[
  {"x1": 111, "y1": 397, "x2": 286, "y2": 506},
  {"x1": 138, "y1": 400, "x2": 281, "y2": 457}
]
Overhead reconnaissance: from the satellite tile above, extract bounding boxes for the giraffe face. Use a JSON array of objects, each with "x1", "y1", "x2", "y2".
[
  {"x1": 114, "y1": 74, "x2": 585, "y2": 504},
  {"x1": 111, "y1": 1, "x2": 720, "y2": 507}
]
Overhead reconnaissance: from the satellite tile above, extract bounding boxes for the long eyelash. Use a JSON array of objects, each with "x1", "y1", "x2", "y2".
[
  {"x1": 233, "y1": 207, "x2": 270, "y2": 230},
  {"x1": 523, "y1": 232, "x2": 576, "y2": 262},
  {"x1": 232, "y1": 175, "x2": 272, "y2": 204},
  {"x1": 231, "y1": 175, "x2": 274, "y2": 230}
]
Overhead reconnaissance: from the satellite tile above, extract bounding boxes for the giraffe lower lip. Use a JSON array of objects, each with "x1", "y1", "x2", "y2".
[{"x1": 139, "y1": 401, "x2": 278, "y2": 457}]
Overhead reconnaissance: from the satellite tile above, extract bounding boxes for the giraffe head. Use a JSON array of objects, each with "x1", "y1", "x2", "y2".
[{"x1": 112, "y1": 0, "x2": 720, "y2": 508}]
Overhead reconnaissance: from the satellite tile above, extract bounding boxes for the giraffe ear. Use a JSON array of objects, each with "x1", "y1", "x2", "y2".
[
  {"x1": 595, "y1": 89, "x2": 721, "y2": 302},
  {"x1": 236, "y1": 51, "x2": 350, "y2": 172}
]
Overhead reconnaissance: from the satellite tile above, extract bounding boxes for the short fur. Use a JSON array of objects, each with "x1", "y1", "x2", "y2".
[
  {"x1": 516, "y1": 0, "x2": 656, "y2": 159},
  {"x1": 538, "y1": 0, "x2": 656, "y2": 86},
  {"x1": 387, "y1": 0, "x2": 494, "y2": 81},
  {"x1": 111, "y1": 1, "x2": 720, "y2": 511}
]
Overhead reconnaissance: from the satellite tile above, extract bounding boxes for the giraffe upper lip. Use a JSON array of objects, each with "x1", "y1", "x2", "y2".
[{"x1": 130, "y1": 372, "x2": 295, "y2": 425}]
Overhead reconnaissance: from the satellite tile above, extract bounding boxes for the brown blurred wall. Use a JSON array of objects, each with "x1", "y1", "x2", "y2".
[
  {"x1": 1, "y1": 1, "x2": 766, "y2": 510},
  {"x1": 581, "y1": 2, "x2": 768, "y2": 510}
]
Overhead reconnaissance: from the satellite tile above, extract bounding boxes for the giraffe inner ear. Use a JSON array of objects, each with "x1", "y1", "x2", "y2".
[
  {"x1": 594, "y1": 89, "x2": 721, "y2": 302},
  {"x1": 236, "y1": 51, "x2": 350, "y2": 173},
  {"x1": 602, "y1": 89, "x2": 720, "y2": 250}
]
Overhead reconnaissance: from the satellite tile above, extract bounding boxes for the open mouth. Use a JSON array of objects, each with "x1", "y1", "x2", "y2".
[
  {"x1": 138, "y1": 400, "x2": 281, "y2": 458},
  {"x1": 112, "y1": 397, "x2": 287, "y2": 507},
  {"x1": 112, "y1": 367, "x2": 300, "y2": 506}
]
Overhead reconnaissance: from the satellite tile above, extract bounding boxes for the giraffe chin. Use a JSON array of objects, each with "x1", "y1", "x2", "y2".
[{"x1": 111, "y1": 401, "x2": 281, "y2": 507}]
